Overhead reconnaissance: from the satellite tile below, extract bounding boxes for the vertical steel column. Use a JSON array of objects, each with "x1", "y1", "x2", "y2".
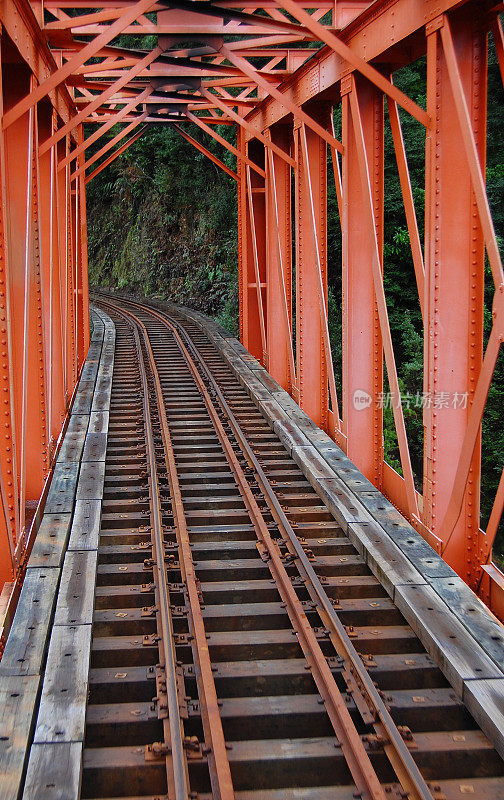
[
  {"x1": 59, "y1": 136, "x2": 77, "y2": 401},
  {"x1": 294, "y1": 109, "x2": 329, "y2": 429},
  {"x1": 71, "y1": 164, "x2": 78, "y2": 371},
  {"x1": 342, "y1": 76, "x2": 384, "y2": 486},
  {"x1": 266, "y1": 125, "x2": 292, "y2": 391},
  {"x1": 424, "y1": 8, "x2": 486, "y2": 582},
  {"x1": 77, "y1": 126, "x2": 90, "y2": 365},
  {"x1": 238, "y1": 128, "x2": 264, "y2": 360},
  {"x1": 237, "y1": 125, "x2": 247, "y2": 345},
  {"x1": 4, "y1": 69, "x2": 48, "y2": 532},
  {"x1": 56, "y1": 138, "x2": 69, "y2": 408},
  {"x1": 38, "y1": 107, "x2": 66, "y2": 455},
  {"x1": 246, "y1": 140, "x2": 267, "y2": 365},
  {"x1": 0, "y1": 44, "x2": 19, "y2": 584}
]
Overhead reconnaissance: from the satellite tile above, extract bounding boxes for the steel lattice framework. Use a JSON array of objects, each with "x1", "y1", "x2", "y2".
[{"x1": 0, "y1": 0, "x2": 504, "y2": 619}]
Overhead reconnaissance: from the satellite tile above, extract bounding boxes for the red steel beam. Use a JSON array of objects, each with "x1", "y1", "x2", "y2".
[
  {"x1": 348, "y1": 79, "x2": 419, "y2": 520},
  {"x1": 3, "y1": 0, "x2": 159, "y2": 129},
  {"x1": 341, "y1": 77, "x2": 384, "y2": 488},
  {"x1": 222, "y1": 46, "x2": 344, "y2": 155},
  {"x1": 200, "y1": 89, "x2": 295, "y2": 167},
  {"x1": 422, "y1": 10, "x2": 487, "y2": 583},
  {"x1": 272, "y1": 0, "x2": 429, "y2": 126},
  {"x1": 40, "y1": 48, "x2": 161, "y2": 155},
  {"x1": 294, "y1": 116, "x2": 328, "y2": 429},
  {"x1": 245, "y1": 157, "x2": 268, "y2": 361},
  {"x1": 265, "y1": 129, "x2": 295, "y2": 391},
  {"x1": 0, "y1": 51, "x2": 19, "y2": 584},
  {"x1": 57, "y1": 86, "x2": 151, "y2": 171}
]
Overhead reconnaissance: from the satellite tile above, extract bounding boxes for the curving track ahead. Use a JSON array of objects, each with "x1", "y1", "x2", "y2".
[{"x1": 79, "y1": 294, "x2": 504, "y2": 800}]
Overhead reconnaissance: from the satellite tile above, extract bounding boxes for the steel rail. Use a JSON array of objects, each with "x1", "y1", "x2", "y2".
[
  {"x1": 136, "y1": 314, "x2": 236, "y2": 800},
  {"x1": 100, "y1": 297, "x2": 236, "y2": 800},
  {"x1": 106, "y1": 297, "x2": 388, "y2": 800},
  {"x1": 108, "y1": 294, "x2": 436, "y2": 800},
  {"x1": 165, "y1": 306, "x2": 436, "y2": 800},
  {"x1": 122, "y1": 312, "x2": 191, "y2": 800}
]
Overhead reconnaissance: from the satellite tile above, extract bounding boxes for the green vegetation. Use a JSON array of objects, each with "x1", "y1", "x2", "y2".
[{"x1": 87, "y1": 36, "x2": 504, "y2": 559}]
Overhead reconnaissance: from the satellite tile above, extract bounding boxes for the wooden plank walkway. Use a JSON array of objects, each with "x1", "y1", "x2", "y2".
[{"x1": 0, "y1": 307, "x2": 115, "y2": 800}]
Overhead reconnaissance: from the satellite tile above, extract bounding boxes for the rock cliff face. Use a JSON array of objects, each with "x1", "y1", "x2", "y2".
[{"x1": 86, "y1": 124, "x2": 239, "y2": 335}]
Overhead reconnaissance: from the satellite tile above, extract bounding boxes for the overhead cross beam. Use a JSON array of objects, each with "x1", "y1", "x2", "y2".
[
  {"x1": 57, "y1": 87, "x2": 151, "y2": 171},
  {"x1": 39, "y1": 48, "x2": 161, "y2": 154},
  {"x1": 3, "y1": 0, "x2": 159, "y2": 129},
  {"x1": 271, "y1": 0, "x2": 429, "y2": 126},
  {"x1": 200, "y1": 88, "x2": 295, "y2": 167},
  {"x1": 220, "y1": 47, "x2": 344, "y2": 154},
  {"x1": 186, "y1": 111, "x2": 265, "y2": 177}
]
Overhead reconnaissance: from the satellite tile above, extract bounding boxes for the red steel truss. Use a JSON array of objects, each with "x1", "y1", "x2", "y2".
[{"x1": 0, "y1": 0, "x2": 504, "y2": 618}]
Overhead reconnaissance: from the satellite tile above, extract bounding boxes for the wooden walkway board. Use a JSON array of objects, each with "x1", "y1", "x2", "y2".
[
  {"x1": 23, "y1": 742, "x2": 82, "y2": 800},
  {"x1": 87, "y1": 341, "x2": 102, "y2": 359},
  {"x1": 56, "y1": 432, "x2": 86, "y2": 464},
  {"x1": 95, "y1": 374, "x2": 112, "y2": 394},
  {"x1": 76, "y1": 379, "x2": 96, "y2": 396},
  {"x1": 0, "y1": 675, "x2": 40, "y2": 800},
  {"x1": 79, "y1": 363, "x2": 99, "y2": 383},
  {"x1": 71, "y1": 390, "x2": 94, "y2": 416},
  {"x1": 347, "y1": 520, "x2": 427, "y2": 598},
  {"x1": 82, "y1": 432, "x2": 107, "y2": 463},
  {"x1": 91, "y1": 391, "x2": 111, "y2": 413},
  {"x1": 292, "y1": 445, "x2": 338, "y2": 480},
  {"x1": 68, "y1": 499, "x2": 101, "y2": 551},
  {"x1": 27, "y1": 514, "x2": 72, "y2": 570},
  {"x1": 88, "y1": 411, "x2": 109, "y2": 434},
  {"x1": 45, "y1": 463, "x2": 80, "y2": 515},
  {"x1": 393, "y1": 584, "x2": 502, "y2": 694},
  {"x1": 0, "y1": 568, "x2": 59, "y2": 677},
  {"x1": 33, "y1": 625, "x2": 92, "y2": 744},
  {"x1": 86, "y1": 346, "x2": 101, "y2": 362},
  {"x1": 95, "y1": 359, "x2": 114, "y2": 378},
  {"x1": 430, "y1": 576, "x2": 504, "y2": 669},
  {"x1": 463, "y1": 677, "x2": 504, "y2": 761},
  {"x1": 316, "y1": 477, "x2": 373, "y2": 527},
  {"x1": 76, "y1": 462, "x2": 105, "y2": 501},
  {"x1": 53, "y1": 551, "x2": 98, "y2": 626},
  {"x1": 274, "y1": 419, "x2": 311, "y2": 454},
  {"x1": 66, "y1": 414, "x2": 90, "y2": 435}
]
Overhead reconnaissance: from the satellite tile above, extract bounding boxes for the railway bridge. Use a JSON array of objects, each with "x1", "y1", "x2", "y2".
[{"x1": 1, "y1": 1, "x2": 504, "y2": 798}]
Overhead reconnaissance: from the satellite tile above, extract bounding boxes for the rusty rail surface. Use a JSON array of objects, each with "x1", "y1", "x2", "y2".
[
  {"x1": 106, "y1": 296, "x2": 437, "y2": 800},
  {"x1": 8, "y1": 292, "x2": 501, "y2": 799},
  {"x1": 64, "y1": 292, "x2": 501, "y2": 800}
]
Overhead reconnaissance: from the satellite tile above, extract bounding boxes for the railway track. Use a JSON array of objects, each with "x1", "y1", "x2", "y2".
[
  {"x1": 74, "y1": 294, "x2": 503, "y2": 800},
  {"x1": 6, "y1": 294, "x2": 502, "y2": 800}
]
